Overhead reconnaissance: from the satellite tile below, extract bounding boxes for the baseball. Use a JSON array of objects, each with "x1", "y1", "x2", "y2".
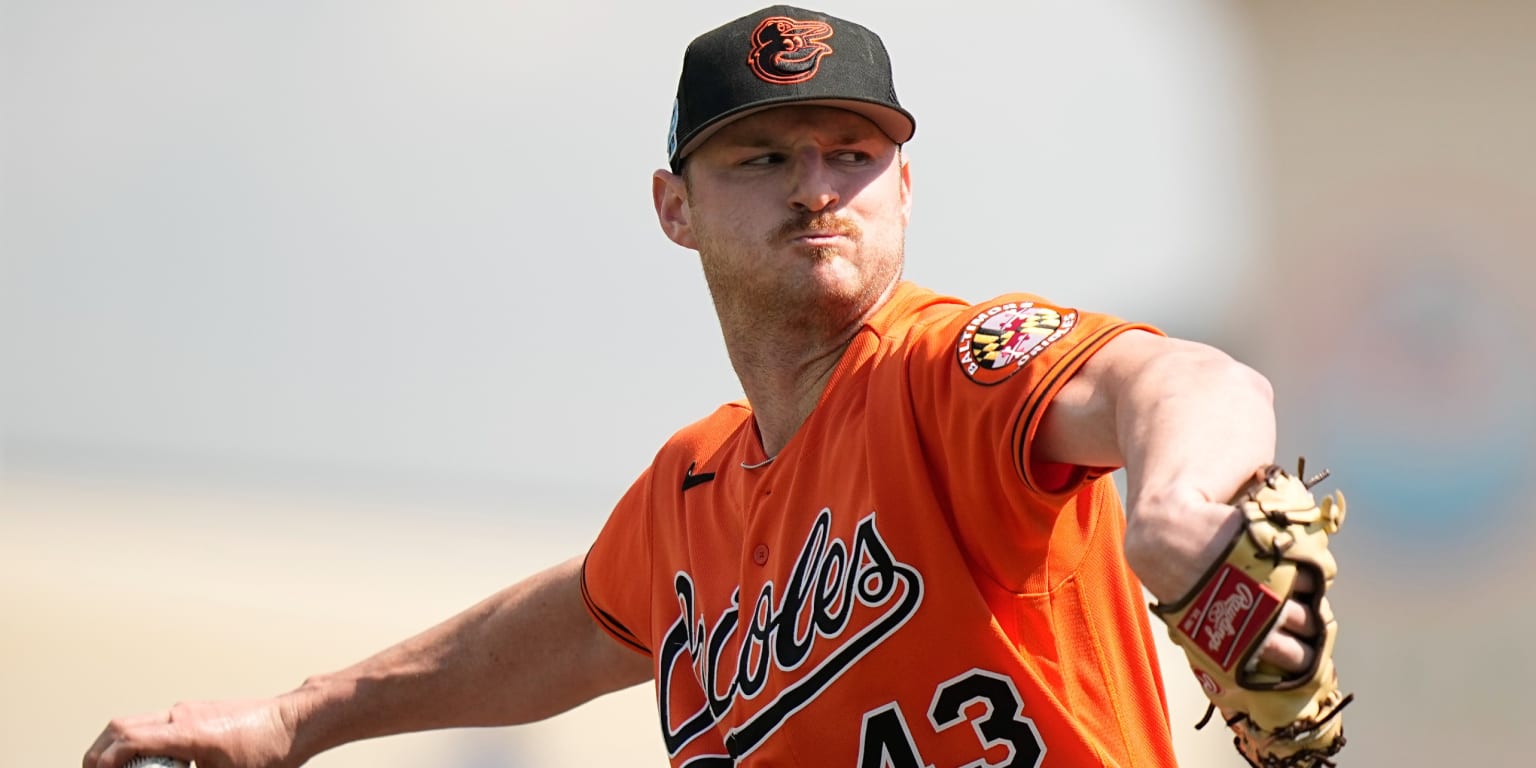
[{"x1": 124, "y1": 757, "x2": 190, "y2": 768}]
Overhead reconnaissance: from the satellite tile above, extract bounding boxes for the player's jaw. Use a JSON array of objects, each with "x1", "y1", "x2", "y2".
[{"x1": 703, "y1": 231, "x2": 903, "y2": 344}]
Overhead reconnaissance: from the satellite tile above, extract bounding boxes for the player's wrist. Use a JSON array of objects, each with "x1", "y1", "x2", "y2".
[
  {"x1": 279, "y1": 674, "x2": 355, "y2": 765},
  {"x1": 1124, "y1": 485, "x2": 1245, "y2": 603}
]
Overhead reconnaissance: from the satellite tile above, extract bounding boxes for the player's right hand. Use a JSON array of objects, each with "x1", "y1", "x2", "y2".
[{"x1": 83, "y1": 697, "x2": 302, "y2": 768}]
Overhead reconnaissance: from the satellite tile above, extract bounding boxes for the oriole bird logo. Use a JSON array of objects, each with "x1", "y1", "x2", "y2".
[{"x1": 748, "y1": 16, "x2": 835, "y2": 85}]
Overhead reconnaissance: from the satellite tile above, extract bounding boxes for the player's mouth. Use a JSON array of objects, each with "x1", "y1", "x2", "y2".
[
  {"x1": 792, "y1": 231, "x2": 852, "y2": 246},
  {"x1": 774, "y1": 213, "x2": 862, "y2": 248}
]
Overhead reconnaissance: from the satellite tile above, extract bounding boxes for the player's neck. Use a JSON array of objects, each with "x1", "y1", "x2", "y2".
[
  {"x1": 728, "y1": 335, "x2": 849, "y2": 458},
  {"x1": 718, "y1": 282, "x2": 898, "y2": 457}
]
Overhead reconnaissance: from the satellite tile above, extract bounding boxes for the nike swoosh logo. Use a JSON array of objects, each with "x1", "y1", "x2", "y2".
[{"x1": 681, "y1": 461, "x2": 716, "y2": 491}]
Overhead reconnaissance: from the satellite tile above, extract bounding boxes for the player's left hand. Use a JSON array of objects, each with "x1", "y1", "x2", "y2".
[
  {"x1": 1122, "y1": 483, "x2": 1317, "y2": 676},
  {"x1": 1142, "y1": 463, "x2": 1352, "y2": 767}
]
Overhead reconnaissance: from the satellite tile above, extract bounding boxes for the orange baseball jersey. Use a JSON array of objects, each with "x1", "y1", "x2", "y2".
[{"x1": 583, "y1": 281, "x2": 1176, "y2": 767}]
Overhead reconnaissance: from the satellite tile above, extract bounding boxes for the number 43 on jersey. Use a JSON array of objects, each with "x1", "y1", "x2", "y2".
[{"x1": 858, "y1": 669, "x2": 1045, "y2": 768}]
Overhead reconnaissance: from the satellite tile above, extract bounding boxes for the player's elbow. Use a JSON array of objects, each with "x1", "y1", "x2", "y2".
[
  {"x1": 1210, "y1": 351, "x2": 1273, "y2": 408},
  {"x1": 1148, "y1": 340, "x2": 1273, "y2": 408}
]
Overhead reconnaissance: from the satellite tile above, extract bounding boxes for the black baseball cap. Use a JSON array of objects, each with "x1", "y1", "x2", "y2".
[{"x1": 666, "y1": 5, "x2": 916, "y2": 171}]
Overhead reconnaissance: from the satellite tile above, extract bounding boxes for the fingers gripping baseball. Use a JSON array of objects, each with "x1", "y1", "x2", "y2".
[
  {"x1": 84, "y1": 699, "x2": 300, "y2": 768},
  {"x1": 1256, "y1": 573, "x2": 1321, "y2": 673}
]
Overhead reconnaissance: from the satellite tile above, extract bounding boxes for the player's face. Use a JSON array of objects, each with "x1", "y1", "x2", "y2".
[{"x1": 653, "y1": 106, "x2": 912, "y2": 331}]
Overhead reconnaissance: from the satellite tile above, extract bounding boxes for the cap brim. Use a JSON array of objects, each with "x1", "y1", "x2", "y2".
[{"x1": 672, "y1": 98, "x2": 916, "y2": 167}]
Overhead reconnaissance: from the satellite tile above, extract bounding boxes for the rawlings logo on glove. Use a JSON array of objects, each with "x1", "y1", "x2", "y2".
[{"x1": 1152, "y1": 461, "x2": 1354, "y2": 768}]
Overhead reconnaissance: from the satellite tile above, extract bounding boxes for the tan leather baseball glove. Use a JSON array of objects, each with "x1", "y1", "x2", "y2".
[{"x1": 1152, "y1": 461, "x2": 1353, "y2": 767}]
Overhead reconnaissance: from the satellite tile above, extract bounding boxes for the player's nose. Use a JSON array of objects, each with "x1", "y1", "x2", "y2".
[{"x1": 786, "y1": 152, "x2": 839, "y2": 213}]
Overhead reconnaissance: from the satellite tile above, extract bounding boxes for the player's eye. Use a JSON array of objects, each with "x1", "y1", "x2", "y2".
[{"x1": 742, "y1": 153, "x2": 785, "y2": 167}]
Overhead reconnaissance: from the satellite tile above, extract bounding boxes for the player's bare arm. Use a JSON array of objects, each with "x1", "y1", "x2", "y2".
[
  {"x1": 83, "y1": 556, "x2": 651, "y2": 768},
  {"x1": 1033, "y1": 330, "x2": 1319, "y2": 668}
]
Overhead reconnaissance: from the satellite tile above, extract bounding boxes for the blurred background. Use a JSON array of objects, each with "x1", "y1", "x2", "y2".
[{"x1": 3, "y1": 1, "x2": 1531, "y2": 765}]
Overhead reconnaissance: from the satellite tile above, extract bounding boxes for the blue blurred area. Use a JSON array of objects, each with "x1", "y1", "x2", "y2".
[{"x1": 1308, "y1": 258, "x2": 1536, "y2": 551}]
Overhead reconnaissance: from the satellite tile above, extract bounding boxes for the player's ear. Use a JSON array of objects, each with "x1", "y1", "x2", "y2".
[
  {"x1": 653, "y1": 169, "x2": 697, "y2": 250},
  {"x1": 898, "y1": 148, "x2": 913, "y2": 227}
]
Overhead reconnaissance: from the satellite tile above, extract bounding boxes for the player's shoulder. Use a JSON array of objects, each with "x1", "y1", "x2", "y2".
[
  {"x1": 885, "y1": 284, "x2": 1067, "y2": 351},
  {"x1": 890, "y1": 286, "x2": 1154, "y2": 391},
  {"x1": 675, "y1": 399, "x2": 753, "y2": 441},
  {"x1": 649, "y1": 399, "x2": 753, "y2": 473}
]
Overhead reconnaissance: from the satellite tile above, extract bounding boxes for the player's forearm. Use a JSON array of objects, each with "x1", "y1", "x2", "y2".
[
  {"x1": 1113, "y1": 343, "x2": 1277, "y2": 601},
  {"x1": 279, "y1": 556, "x2": 648, "y2": 763},
  {"x1": 1117, "y1": 344, "x2": 1276, "y2": 509}
]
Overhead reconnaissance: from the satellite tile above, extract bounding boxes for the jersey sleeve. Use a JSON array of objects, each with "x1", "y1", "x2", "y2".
[
  {"x1": 904, "y1": 294, "x2": 1162, "y2": 586},
  {"x1": 912, "y1": 293, "x2": 1161, "y2": 495},
  {"x1": 581, "y1": 467, "x2": 656, "y2": 656}
]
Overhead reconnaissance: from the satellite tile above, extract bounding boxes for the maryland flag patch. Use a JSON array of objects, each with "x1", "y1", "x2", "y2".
[{"x1": 955, "y1": 302, "x2": 1076, "y2": 385}]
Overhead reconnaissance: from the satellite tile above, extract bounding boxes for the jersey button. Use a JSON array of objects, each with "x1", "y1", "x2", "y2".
[{"x1": 752, "y1": 544, "x2": 770, "y2": 565}]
